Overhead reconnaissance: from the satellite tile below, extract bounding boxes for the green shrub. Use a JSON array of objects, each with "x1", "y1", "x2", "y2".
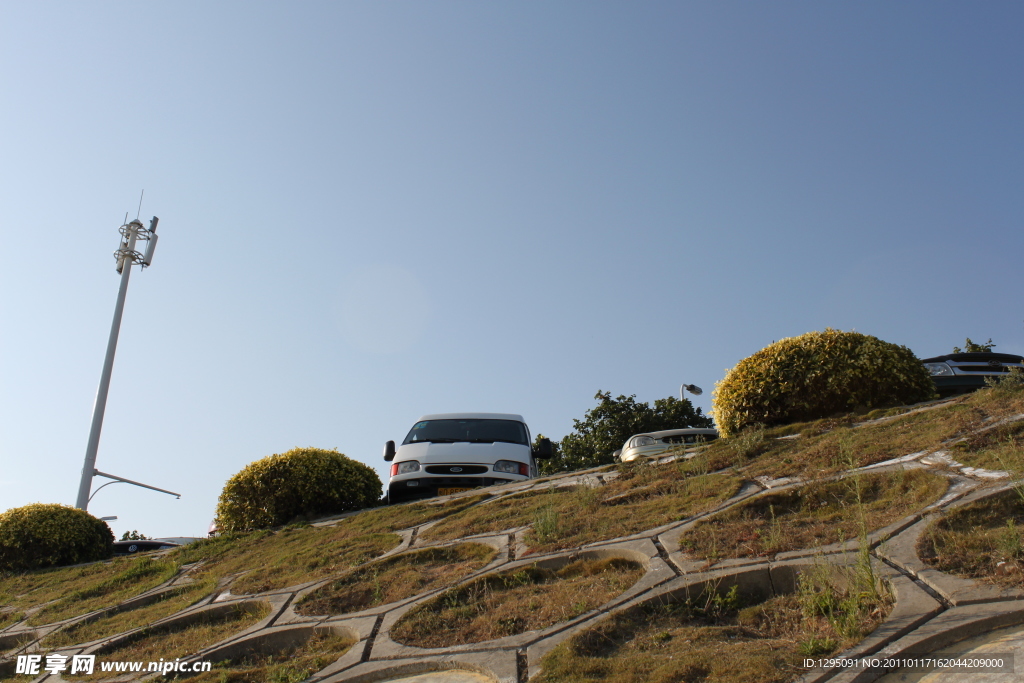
[
  {"x1": 215, "y1": 448, "x2": 382, "y2": 532},
  {"x1": 0, "y1": 504, "x2": 114, "y2": 572},
  {"x1": 712, "y1": 329, "x2": 937, "y2": 437}
]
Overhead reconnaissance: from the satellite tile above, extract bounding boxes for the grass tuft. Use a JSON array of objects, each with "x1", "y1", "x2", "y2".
[
  {"x1": 681, "y1": 469, "x2": 947, "y2": 561},
  {"x1": 391, "y1": 557, "x2": 644, "y2": 647},
  {"x1": 424, "y1": 464, "x2": 741, "y2": 554},
  {"x1": 66, "y1": 602, "x2": 270, "y2": 680},
  {"x1": 42, "y1": 579, "x2": 217, "y2": 648},
  {"x1": 179, "y1": 630, "x2": 355, "y2": 683},
  {"x1": 17, "y1": 556, "x2": 180, "y2": 627},
  {"x1": 921, "y1": 489, "x2": 1024, "y2": 587},
  {"x1": 534, "y1": 569, "x2": 891, "y2": 683},
  {"x1": 294, "y1": 543, "x2": 495, "y2": 616}
]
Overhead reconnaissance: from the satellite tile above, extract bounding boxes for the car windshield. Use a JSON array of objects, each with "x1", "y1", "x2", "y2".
[
  {"x1": 661, "y1": 434, "x2": 717, "y2": 445},
  {"x1": 403, "y1": 419, "x2": 529, "y2": 446}
]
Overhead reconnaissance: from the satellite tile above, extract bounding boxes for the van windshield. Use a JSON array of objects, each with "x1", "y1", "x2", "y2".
[
  {"x1": 662, "y1": 434, "x2": 717, "y2": 445},
  {"x1": 403, "y1": 419, "x2": 529, "y2": 446}
]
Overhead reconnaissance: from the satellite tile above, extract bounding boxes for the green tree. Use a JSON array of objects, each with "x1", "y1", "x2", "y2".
[
  {"x1": 540, "y1": 391, "x2": 713, "y2": 474},
  {"x1": 953, "y1": 338, "x2": 995, "y2": 353},
  {"x1": 120, "y1": 530, "x2": 150, "y2": 541}
]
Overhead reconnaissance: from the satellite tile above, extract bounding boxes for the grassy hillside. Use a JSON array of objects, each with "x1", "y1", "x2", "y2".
[{"x1": 2, "y1": 380, "x2": 1023, "y2": 682}]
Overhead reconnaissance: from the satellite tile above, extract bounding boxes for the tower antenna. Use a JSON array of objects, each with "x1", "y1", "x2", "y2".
[
  {"x1": 76, "y1": 211, "x2": 178, "y2": 510},
  {"x1": 135, "y1": 190, "x2": 144, "y2": 221}
]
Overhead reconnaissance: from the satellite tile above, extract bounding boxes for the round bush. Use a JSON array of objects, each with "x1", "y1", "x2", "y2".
[
  {"x1": 215, "y1": 447, "x2": 382, "y2": 532},
  {"x1": 0, "y1": 504, "x2": 114, "y2": 572},
  {"x1": 712, "y1": 329, "x2": 937, "y2": 437}
]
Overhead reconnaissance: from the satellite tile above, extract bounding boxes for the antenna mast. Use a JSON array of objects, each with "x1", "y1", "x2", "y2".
[{"x1": 75, "y1": 214, "x2": 179, "y2": 510}]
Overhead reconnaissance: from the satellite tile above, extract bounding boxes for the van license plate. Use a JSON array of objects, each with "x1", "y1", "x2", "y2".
[{"x1": 438, "y1": 487, "x2": 472, "y2": 496}]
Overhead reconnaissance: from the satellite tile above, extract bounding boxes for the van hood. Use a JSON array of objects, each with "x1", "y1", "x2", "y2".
[{"x1": 395, "y1": 441, "x2": 529, "y2": 464}]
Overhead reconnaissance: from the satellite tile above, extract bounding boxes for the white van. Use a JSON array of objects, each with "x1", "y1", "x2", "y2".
[{"x1": 383, "y1": 413, "x2": 553, "y2": 504}]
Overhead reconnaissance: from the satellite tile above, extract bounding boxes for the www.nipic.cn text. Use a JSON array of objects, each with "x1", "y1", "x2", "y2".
[{"x1": 16, "y1": 654, "x2": 213, "y2": 677}]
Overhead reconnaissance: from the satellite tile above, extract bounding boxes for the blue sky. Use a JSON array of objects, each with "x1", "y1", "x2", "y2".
[{"x1": 2, "y1": 2, "x2": 1022, "y2": 539}]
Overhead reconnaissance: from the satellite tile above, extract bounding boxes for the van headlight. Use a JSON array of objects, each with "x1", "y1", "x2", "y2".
[
  {"x1": 494, "y1": 460, "x2": 528, "y2": 476},
  {"x1": 925, "y1": 363, "x2": 954, "y2": 376},
  {"x1": 396, "y1": 461, "x2": 420, "y2": 475}
]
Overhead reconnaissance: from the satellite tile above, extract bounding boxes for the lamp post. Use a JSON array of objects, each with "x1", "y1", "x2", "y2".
[
  {"x1": 75, "y1": 216, "x2": 180, "y2": 510},
  {"x1": 680, "y1": 383, "x2": 703, "y2": 400}
]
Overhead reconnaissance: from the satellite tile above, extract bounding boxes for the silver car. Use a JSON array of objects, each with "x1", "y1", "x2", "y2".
[{"x1": 615, "y1": 428, "x2": 719, "y2": 463}]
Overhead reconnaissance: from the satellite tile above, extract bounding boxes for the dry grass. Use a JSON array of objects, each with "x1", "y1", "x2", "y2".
[
  {"x1": 947, "y1": 419, "x2": 1024, "y2": 471},
  {"x1": 0, "y1": 610, "x2": 24, "y2": 629},
  {"x1": 336, "y1": 493, "x2": 492, "y2": 535},
  {"x1": 527, "y1": 468, "x2": 742, "y2": 555},
  {"x1": 168, "y1": 496, "x2": 493, "y2": 597},
  {"x1": 42, "y1": 580, "x2": 216, "y2": 649},
  {"x1": 681, "y1": 469, "x2": 947, "y2": 562},
  {"x1": 19, "y1": 556, "x2": 180, "y2": 627},
  {"x1": 295, "y1": 543, "x2": 496, "y2": 616},
  {"x1": 173, "y1": 530, "x2": 400, "y2": 596},
  {"x1": 535, "y1": 571, "x2": 892, "y2": 683},
  {"x1": 920, "y1": 489, "x2": 1024, "y2": 588},
  {"x1": 183, "y1": 630, "x2": 355, "y2": 683},
  {"x1": 67, "y1": 602, "x2": 270, "y2": 681},
  {"x1": 391, "y1": 557, "x2": 644, "y2": 647},
  {"x1": 421, "y1": 488, "x2": 573, "y2": 542},
  {"x1": 695, "y1": 390, "x2": 1024, "y2": 482},
  {"x1": 424, "y1": 462, "x2": 742, "y2": 555}
]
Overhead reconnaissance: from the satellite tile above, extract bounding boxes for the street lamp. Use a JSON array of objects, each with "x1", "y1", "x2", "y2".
[
  {"x1": 680, "y1": 383, "x2": 703, "y2": 400},
  {"x1": 74, "y1": 215, "x2": 181, "y2": 510}
]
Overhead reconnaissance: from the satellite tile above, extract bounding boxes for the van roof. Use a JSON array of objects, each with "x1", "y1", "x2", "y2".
[{"x1": 417, "y1": 413, "x2": 525, "y2": 422}]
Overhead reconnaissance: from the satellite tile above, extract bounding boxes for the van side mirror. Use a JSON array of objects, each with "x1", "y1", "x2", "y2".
[
  {"x1": 383, "y1": 440, "x2": 396, "y2": 462},
  {"x1": 532, "y1": 437, "x2": 554, "y2": 460}
]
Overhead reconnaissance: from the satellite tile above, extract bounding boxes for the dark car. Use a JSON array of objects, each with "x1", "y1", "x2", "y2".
[
  {"x1": 922, "y1": 352, "x2": 1024, "y2": 398},
  {"x1": 112, "y1": 539, "x2": 181, "y2": 556}
]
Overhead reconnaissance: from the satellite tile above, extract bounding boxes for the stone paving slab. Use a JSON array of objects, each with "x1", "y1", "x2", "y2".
[
  {"x1": 827, "y1": 600, "x2": 1024, "y2": 682},
  {"x1": 877, "y1": 516, "x2": 1024, "y2": 607},
  {"x1": 323, "y1": 651, "x2": 515, "y2": 683}
]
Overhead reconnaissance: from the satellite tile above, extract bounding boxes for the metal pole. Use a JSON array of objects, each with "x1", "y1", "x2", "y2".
[
  {"x1": 75, "y1": 231, "x2": 137, "y2": 510},
  {"x1": 94, "y1": 470, "x2": 181, "y2": 499}
]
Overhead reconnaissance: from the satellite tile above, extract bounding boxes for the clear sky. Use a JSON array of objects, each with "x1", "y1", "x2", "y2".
[{"x1": 2, "y1": 2, "x2": 1022, "y2": 540}]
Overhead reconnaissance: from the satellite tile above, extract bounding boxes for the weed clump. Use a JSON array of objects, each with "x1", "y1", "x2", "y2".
[
  {"x1": 170, "y1": 526, "x2": 400, "y2": 596},
  {"x1": 536, "y1": 570, "x2": 891, "y2": 683},
  {"x1": 985, "y1": 367, "x2": 1024, "y2": 395},
  {"x1": 921, "y1": 489, "x2": 1024, "y2": 587},
  {"x1": 27, "y1": 556, "x2": 180, "y2": 626},
  {"x1": 184, "y1": 630, "x2": 355, "y2": 683},
  {"x1": 423, "y1": 466, "x2": 741, "y2": 554},
  {"x1": 681, "y1": 470, "x2": 947, "y2": 562},
  {"x1": 726, "y1": 425, "x2": 769, "y2": 466},
  {"x1": 949, "y1": 418, "x2": 1024, "y2": 472},
  {"x1": 68, "y1": 603, "x2": 270, "y2": 680},
  {"x1": 42, "y1": 580, "x2": 216, "y2": 648},
  {"x1": 390, "y1": 557, "x2": 644, "y2": 647},
  {"x1": 295, "y1": 543, "x2": 495, "y2": 616}
]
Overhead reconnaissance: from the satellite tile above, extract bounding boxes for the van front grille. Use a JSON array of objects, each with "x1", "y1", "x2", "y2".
[{"x1": 425, "y1": 465, "x2": 489, "y2": 475}]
